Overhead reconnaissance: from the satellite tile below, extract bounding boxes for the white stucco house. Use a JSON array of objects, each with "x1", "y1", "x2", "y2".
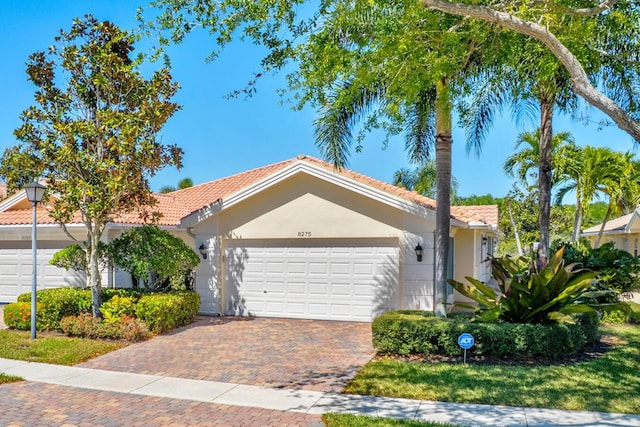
[{"x1": 0, "y1": 155, "x2": 498, "y2": 321}]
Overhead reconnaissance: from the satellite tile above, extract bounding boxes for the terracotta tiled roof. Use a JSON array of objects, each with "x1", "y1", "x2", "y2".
[
  {"x1": 451, "y1": 205, "x2": 499, "y2": 226},
  {"x1": 0, "y1": 183, "x2": 7, "y2": 200},
  {"x1": 0, "y1": 156, "x2": 498, "y2": 228}
]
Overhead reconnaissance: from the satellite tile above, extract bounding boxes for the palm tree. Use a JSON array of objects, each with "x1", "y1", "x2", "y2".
[
  {"x1": 554, "y1": 147, "x2": 635, "y2": 242},
  {"x1": 594, "y1": 156, "x2": 640, "y2": 247},
  {"x1": 504, "y1": 130, "x2": 577, "y2": 190},
  {"x1": 393, "y1": 160, "x2": 459, "y2": 203},
  {"x1": 310, "y1": 4, "x2": 502, "y2": 317},
  {"x1": 159, "y1": 177, "x2": 194, "y2": 194}
]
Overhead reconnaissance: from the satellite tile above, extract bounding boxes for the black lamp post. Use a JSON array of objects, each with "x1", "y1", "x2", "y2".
[{"x1": 24, "y1": 182, "x2": 46, "y2": 340}]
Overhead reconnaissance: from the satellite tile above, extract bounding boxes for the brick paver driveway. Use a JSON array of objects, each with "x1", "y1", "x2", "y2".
[
  {"x1": 0, "y1": 382, "x2": 323, "y2": 427},
  {"x1": 79, "y1": 316, "x2": 375, "y2": 393}
]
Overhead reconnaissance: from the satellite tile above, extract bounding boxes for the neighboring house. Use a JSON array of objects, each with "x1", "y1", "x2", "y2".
[
  {"x1": 582, "y1": 208, "x2": 640, "y2": 255},
  {"x1": 0, "y1": 155, "x2": 498, "y2": 321}
]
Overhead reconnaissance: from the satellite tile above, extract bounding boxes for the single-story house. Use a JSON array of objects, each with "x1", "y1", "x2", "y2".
[
  {"x1": 0, "y1": 155, "x2": 498, "y2": 321},
  {"x1": 582, "y1": 208, "x2": 640, "y2": 255}
]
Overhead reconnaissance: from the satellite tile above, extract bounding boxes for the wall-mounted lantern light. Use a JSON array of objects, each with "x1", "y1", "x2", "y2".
[
  {"x1": 198, "y1": 243, "x2": 208, "y2": 259},
  {"x1": 482, "y1": 236, "x2": 488, "y2": 245},
  {"x1": 414, "y1": 244, "x2": 423, "y2": 262}
]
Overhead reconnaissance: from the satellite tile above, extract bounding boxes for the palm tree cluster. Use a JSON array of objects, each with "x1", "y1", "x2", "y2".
[{"x1": 504, "y1": 130, "x2": 640, "y2": 247}]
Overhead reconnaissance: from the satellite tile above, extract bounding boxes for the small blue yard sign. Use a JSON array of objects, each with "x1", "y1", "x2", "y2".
[{"x1": 458, "y1": 333, "x2": 475, "y2": 349}]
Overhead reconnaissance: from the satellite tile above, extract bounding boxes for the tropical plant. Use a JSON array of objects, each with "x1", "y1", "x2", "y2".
[
  {"x1": 394, "y1": 160, "x2": 459, "y2": 202},
  {"x1": 504, "y1": 130, "x2": 577, "y2": 190},
  {"x1": 107, "y1": 225, "x2": 199, "y2": 291},
  {"x1": 0, "y1": 16, "x2": 182, "y2": 317},
  {"x1": 555, "y1": 240, "x2": 640, "y2": 298},
  {"x1": 159, "y1": 177, "x2": 194, "y2": 194},
  {"x1": 448, "y1": 247, "x2": 602, "y2": 324},
  {"x1": 555, "y1": 147, "x2": 639, "y2": 242}
]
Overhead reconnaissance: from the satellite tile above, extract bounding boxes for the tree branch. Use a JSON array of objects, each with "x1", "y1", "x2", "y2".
[
  {"x1": 421, "y1": 0, "x2": 640, "y2": 143},
  {"x1": 551, "y1": 0, "x2": 618, "y2": 17}
]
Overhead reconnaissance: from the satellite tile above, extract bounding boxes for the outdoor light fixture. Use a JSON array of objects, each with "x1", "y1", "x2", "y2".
[
  {"x1": 482, "y1": 236, "x2": 488, "y2": 244},
  {"x1": 414, "y1": 244, "x2": 424, "y2": 262},
  {"x1": 24, "y1": 181, "x2": 46, "y2": 340},
  {"x1": 198, "y1": 243, "x2": 208, "y2": 259}
]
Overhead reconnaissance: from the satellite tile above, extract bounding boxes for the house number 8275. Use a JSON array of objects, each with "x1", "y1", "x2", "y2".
[{"x1": 297, "y1": 231, "x2": 311, "y2": 237}]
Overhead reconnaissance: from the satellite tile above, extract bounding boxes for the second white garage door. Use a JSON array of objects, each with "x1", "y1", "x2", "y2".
[
  {"x1": 0, "y1": 241, "x2": 85, "y2": 303},
  {"x1": 223, "y1": 239, "x2": 399, "y2": 321}
]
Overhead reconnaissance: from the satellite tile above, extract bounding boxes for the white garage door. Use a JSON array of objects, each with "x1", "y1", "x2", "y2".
[
  {"x1": 224, "y1": 239, "x2": 399, "y2": 321},
  {"x1": 0, "y1": 242, "x2": 83, "y2": 303}
]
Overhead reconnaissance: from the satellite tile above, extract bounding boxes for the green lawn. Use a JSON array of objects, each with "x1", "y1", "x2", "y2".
[
  {"x1": 0, "y1": 373, "x2": 22, "y2": 384},
  {"x1": 345, "y1": 325, "x2": 640, "y2": 414},
  {"x1": 323, "y1": 414, "x2": 460, "y2": 427},
  {"x1": 0, "y1": 330, "x2": 127, "y2": 365}
]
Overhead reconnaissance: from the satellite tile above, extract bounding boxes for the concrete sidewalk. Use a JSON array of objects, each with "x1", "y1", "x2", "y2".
[{"x1": 1, "y1": 358, "x2": 639, "y2": 427}]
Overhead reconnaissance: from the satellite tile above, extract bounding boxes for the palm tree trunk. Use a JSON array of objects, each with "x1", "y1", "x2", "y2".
[
  {"x1": 434, "y1": 79, "x2": 452, "y2": 317},
  {"x1": 595, "y1": 201, "x2": 614, "y2": 248},
  {"x1": 538, "y1": 97, "x2": 554, "y2": 266},
  {"x1": 507, "y1": 198, "x2": 524, "y2": 256},
  {"x1": 571, "y1": 192, "x2": 583, "y2": 242}
]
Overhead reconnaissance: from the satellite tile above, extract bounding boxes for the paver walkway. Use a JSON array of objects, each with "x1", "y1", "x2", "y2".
[
  {"x1": 2, "y1": 358, "x2": 640, "y2": 427},
  {"x1": 0, "y1": 381, "x2": 323, "y2": 426},
  {"x1": 79, "y1": 316, "x2": 375, "y2": 392}
]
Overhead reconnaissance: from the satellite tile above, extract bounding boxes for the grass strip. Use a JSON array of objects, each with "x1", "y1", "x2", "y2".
[
  {"x1": 345, "y1": 325, "x2": 640, "y2": 414},
  {"x1": 0, "y1": 330, "x2": 127, "y2": 365},
  {"x1": 322, "y1": 414, "x2": 461, "y2": 427}
]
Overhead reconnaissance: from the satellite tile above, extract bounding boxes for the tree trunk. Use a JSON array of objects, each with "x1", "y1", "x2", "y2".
[
  {"x1": 87, "y1": 223, "x2": 102, "y2": 317},
  {"x1": 595, "y1": 201, "x2": 614, "y2": 248},
  {"x1": 434, "y1": 79, "x2": 452, "y2": 318},
  {"x1": 538, "y1": 97, "x2": 554, "y2": 265},
  {"x1": 507, "y1": 198, "x2": 524, "y2": 256},
  {"x1": 571, "y1": 192, "x2": 583, "y2": 242}
]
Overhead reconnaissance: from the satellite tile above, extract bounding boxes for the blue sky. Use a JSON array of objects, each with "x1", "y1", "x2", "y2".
[{"x1": 0, "y1": 1, "x2": 635, "y2": 199}]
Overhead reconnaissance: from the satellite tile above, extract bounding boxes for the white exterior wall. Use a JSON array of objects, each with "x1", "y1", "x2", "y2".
[{"x1": 191, "y1": 173, "x2": 437, "y2": 316}]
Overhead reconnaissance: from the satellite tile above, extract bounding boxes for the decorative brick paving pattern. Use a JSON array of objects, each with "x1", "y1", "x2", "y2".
[
  {"x1": 79, "y1": 317, "x2": 375, "y2": 393},
  {"x1": 0, "y1": 382, "x2": 323, "y2": 426}
]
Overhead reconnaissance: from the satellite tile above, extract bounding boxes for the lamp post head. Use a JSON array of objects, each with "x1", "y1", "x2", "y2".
[{"x1": 24, "y1": 181, "x2": 46, "y2": 204}]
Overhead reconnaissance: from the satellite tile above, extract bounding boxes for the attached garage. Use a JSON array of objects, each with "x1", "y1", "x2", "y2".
[
  {"x1": 223, "y1": 239, "x2": 399, "y2": 321},
  {"x1": 0, "y1": 155, "x2": 498, "y2": 319}
]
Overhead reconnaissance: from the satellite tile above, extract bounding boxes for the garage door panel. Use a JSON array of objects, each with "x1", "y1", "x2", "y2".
[
  {"x1": 330, "y1": 262, "x2": 350, "y2": 275},
  {"x1": 225, "y1": 240, "x2": 399, "y2": 321}
]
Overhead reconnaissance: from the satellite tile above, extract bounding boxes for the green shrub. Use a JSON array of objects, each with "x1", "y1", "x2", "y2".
[
  {"x1": 17, "y1": 288, "x2": 92, "y2": 330},
  {"x1": 372, "y1": 310, "x2": 599, "y2": 359},
  {"x1": 135, "y1": 291, "x2": 200, "y2": 333},
  {"x1": 108, "y1": 225, "x2": 199, "y2": 291},
  {"x1": 554, "y1": 240, "x2": 640, "y2": 297},
  {"x1": 449, "y1": 247, "x2": 606, "y2": 324},
  {"x1": 3, "y1": 302, "x2": 43, "y2": 330},
  {"x1": 99, "y1": 295, "x2": 137, "y2": 324},
  {"x1": 59, "y1": 313, "x2": 151, "y2": 342}
]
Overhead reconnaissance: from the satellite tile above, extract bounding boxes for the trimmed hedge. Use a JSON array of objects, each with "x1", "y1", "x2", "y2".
[
  {"x1": 372, "y1": 310, "x2": 600, "y2": 360},
  {"x1": 9, "y1": 288, "x2": 200, "y2": 335},
  {"x1": 17, "y1": 287, "x2": 92, "y2": 330},
  {"x1": 3, "y1": 302, "x2": 44, "y2": 330},
  {"x1": 135, "y1": 291, "x2": 200, "y2": 333},
  {"x1": 59, "y1": 313, "x2": 151, "y2": 342}
]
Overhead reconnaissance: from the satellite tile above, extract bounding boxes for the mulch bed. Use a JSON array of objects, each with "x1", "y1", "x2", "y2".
[{"x1": 374, "y1": 335, "x2": 623, "y2": 367}]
